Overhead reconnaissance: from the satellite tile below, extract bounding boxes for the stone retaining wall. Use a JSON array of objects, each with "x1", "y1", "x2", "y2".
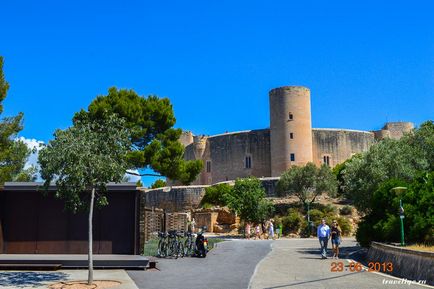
[
  {"x1": 366, "y1": 242, "x2": 433, "y2": 285},
  {"x1": 141, "y1": 186, "x2": 207, "y2": 212}
]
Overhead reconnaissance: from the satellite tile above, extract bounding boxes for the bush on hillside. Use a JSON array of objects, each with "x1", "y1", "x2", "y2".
[{"x1": 340, "y1": 205, "x2": 353, "y2": 215}]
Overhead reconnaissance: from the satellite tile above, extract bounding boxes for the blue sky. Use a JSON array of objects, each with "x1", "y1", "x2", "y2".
[{"x1": 1, "y1": 0, "x2": 433, "y2": 186}]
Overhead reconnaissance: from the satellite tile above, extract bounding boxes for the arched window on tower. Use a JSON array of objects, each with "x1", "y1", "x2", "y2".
[
  {"x1": 322, "y1": 155, "x2": 331, "y2": 167},
  {"x1": 245, "y1": 155, "x2": 252, "y2": 169}
]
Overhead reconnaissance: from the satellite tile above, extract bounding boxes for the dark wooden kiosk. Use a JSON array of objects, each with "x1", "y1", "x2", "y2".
[{"x1": 0, "y1": 182, "x2": 148, "y2": 269}]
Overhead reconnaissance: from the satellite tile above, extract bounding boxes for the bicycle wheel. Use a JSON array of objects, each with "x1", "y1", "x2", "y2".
[
  {"x1": 167, "y1": 239, "x2": 176, "y2": 258},
  {"x1": 184, "y1": 238, "x2": 192, "y2": 256},
  {"x1": 157, "y1": 239, "x2": 165, "y2": 258},
  {"x1": 177, "y1": 241, "x2": 185, "y2": 258}
]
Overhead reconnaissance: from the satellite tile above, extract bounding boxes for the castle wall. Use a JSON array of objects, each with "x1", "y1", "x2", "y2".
[
  {"x1": 207, "y1": 129, "x2": 271, "y2": 184},
  {"x1": 184, "y1": 129, "x2": 271, "y2": 185},
  {"x1": 312, "y1": 129, "x2": 375, "y2": 167},
  {"x1": 373, "y1": 122, "x2": 414, "y2": 140},
  {"x1": 142, "y1": 186, "x2": 207, "y2": 212}
]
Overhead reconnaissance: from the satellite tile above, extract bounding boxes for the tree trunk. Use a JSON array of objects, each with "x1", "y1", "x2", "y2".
[{"x1": 88, "y1": 187, "x2": 95, "y2": 285}]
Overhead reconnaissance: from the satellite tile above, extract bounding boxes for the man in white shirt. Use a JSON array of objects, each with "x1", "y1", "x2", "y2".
[{"x1": 317, "y1": 219, "x2": 331, "y2": 259}]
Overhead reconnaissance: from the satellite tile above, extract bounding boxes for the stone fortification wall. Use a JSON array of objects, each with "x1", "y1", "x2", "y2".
[
  {"x1": 141, "y1": 186, "x2": 207, "y2": 212},
  {"x1": 184, "y1": 129, "x2": 271, "y2": 185},
  {"x1": 312, "y1": 129, "x2": 375, "y2": 167},
  {"x1": 179, "y1": 131, "x2": 194, "y2": 147},
  {"x1": 373, "y1": 122, "x2": 414, "y2": 140},
  {"x1": 367, "y1": 242, "x2": 433, "y2": 285}
]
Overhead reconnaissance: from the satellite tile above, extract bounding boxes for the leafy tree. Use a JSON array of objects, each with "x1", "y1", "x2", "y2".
[
  {"x1": 200, "y1": 183, "x2": 232, "y2": 207},
  {"x1": 356, "y1": 173, "x2": 434, "y2": 247},
  {"x1": 277, "y1": 163, "x2": 337, "y2": 206},
  {"x1": 0, "y1": 56, "x2": 34, "y2": 184},
  {"x1": 341, "y1": 123, "x2": 432, "y2": 213},
  {"x1": 333, "y1": 158, "x2": 352, "y2": 196},
  {"x1": 150, "y1": 179, "x2": 166, "y2": 189},
  {"x1": 225, "y1": 177, "x2": 274, "y2": 224},
  {"x1": 38, "y1": 114, "x2": 131, "y2": 285},
  {"x1": 74, "y1": 87, "x2": 202, "y2": 184}
]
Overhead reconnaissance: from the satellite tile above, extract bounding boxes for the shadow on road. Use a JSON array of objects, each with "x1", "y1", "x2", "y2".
[
  {"x1": 263, "y1": 271, "x2": 363, "y2": 289},
  {"x1": 0, "y1": 272, "x2": 69, "y2": 288},
  {"x1": 296, "y1": 245, "x2": 362, "y2": 259}
]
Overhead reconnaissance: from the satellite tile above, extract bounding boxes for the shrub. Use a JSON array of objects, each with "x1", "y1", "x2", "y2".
[
  {"x1": 150, "y1": 179, "x2": 166, "y2": 189},
  {"x1": 340, "y1": 205, "x2": 353, "y2": 215},
  {"x1": 336, "y1": 216, "x2": 352, "y2": 236},
  {"x1": 200, "y1": 183, "x2": 232, "y2": 207},
  {"x1": 309, "y1": 209, "x2": 324, "y2": 226},
  {"x1": 322, "y1": 204, "x2": 338, "y2": 215},
  {"x1": 281, "y1": 210, "x2": 306, "y2": 235}
]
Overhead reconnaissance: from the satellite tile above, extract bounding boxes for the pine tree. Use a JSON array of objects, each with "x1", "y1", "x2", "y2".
[{"x1": 0, "y1": 56, "x2": 33, "y2": 184}]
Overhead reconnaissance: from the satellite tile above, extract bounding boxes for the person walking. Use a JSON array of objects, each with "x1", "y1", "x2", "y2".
[
  {"x1": 317, "y1": 219, "x2": 330, "y2": 259},
  {"x1": 268, "y1": 219, "x2": 275, "y2": 240},
  {"x1": 254, "y1": 224, "x2": 261, "y2": 240},
  {"x1": 330, "y1": 220, "x2": 342, "y2": 259},
  {"x1": 191, "y1": 218, "x2": 196, "y2": 233},
  {"x1": 245, "y1": 222, "x2": 251, "y2": 239}
]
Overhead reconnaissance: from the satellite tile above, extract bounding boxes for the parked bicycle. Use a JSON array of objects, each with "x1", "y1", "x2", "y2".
[
  {"x1": 184, "y1": 231, "x2": 195, "y2": 256},
  {"x1": 157, "y1": 231, "x2": 168, "y2": 257}
]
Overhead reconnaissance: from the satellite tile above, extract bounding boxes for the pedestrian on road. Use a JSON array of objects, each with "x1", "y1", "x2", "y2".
[
  {"x1": 268, "y1": 219, "x2": 275, "y2": 240},
  {"x1": 191, "y1": 218, "x2": 196, "y2": 233},
  {"x1": 330, "y1": 220, "x2": 342, "y2": 259},
  {"x1": 317, "y1": 219, "x2": 330, "y2": 259},
  {"x1": 245, "y1": 222, "x2": 251, "y2": 239},
  {"x1": 255, "y1": 224, "x2": 261, "y2": 240}
]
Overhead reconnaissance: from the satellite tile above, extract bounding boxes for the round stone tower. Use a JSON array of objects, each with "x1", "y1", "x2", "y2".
[{"x1": 269, "y1": 86, "x2": 313, "y2": 177}]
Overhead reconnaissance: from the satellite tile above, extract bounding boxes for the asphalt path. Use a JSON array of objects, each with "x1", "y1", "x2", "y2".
[
  {"x1": 249, "y1": 239, "x2": 430, "y2": 289},
  {"x1": 128, "y1": 238, "x2": 432, "y2": 289},
  {"x1": 127, "y1": 239, "x2": 272, "y2": 289}
]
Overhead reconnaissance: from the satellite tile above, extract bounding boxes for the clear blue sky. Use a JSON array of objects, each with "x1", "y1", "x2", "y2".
[{"x1": 1, "y1": 0, "x2": 433, "y2": 185}]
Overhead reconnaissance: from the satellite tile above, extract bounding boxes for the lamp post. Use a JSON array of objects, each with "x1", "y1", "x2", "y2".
[{"x1": 390, "y1": 187, "x2": 407, "y2": 246}]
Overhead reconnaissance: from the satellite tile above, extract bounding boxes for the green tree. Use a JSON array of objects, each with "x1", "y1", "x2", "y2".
[
  {"x1": 341, "y1": 123, "x2": 432, "y2": 213},
  {"x1": 74, "y1": 87, "x2": 202, "y2": 184},
  {"x1": 356, "y1": 173, "x2": 434, "y2": 247},
  {"x1": 200, "y1": 183, "x2": 232, "y2": 207},
  {"x1": 0, "y1": 56, "x2": 34, "y2": 184},
  {"x1": 38, "y1": 114, "x2": 131, "y2": 285},
  {"x1": 225, "y1": 177, "x2": 274, "y2": 224},
  {"x1": 150, "y1": 179, "x2": 166, "y2": 189},
  {"x1": 277, "y1": 163, "x2": 337, "y2": 206}
]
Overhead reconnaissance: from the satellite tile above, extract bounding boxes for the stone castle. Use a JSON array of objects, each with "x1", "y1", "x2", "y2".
[{"x1": 177, "y1": 86, "x2": 413, "y2": 186}]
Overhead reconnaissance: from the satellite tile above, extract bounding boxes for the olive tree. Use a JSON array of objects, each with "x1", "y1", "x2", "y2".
[
  {"x1": 277, "y1": 163, "x2": 337, "y2": 227},
  {"x1": 38, "y1": 114, "x2": 130, "y2": 285},
  {"x1": 225, "y1": 177, "x2": 274, "y2": 224}
]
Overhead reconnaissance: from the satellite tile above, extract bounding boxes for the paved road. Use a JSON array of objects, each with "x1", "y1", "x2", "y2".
[
  {"x1": 128, "y1": 239, "x2": 431, "y2": 289},
  {"x1": 250, "y1": 239, "x2": 429, "y2": 289},
  {"x1": 128, "y1": 239, "x2": 272, "y2": 289}
]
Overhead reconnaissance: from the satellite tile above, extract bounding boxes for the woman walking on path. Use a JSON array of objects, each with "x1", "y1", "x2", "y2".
[
  {"x1": 254, "y1": 224, "x2": 261, "y2": 240},
  {"x1": 330, "y1": 220, "x2": 342, "y2": 259},
  {"x1": 268, "y1": 219, "x2": 275, "y2": 240},
  {"x1": 245, "y1": 222, "x2": 251, "y2": 239}
]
